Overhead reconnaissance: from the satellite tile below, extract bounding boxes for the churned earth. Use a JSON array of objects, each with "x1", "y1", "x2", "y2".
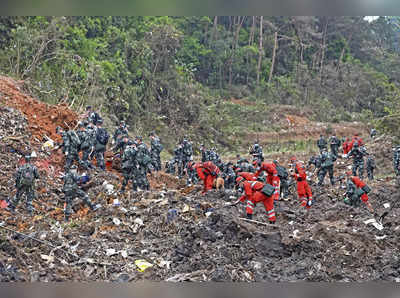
[{"x1": 0, "y1": 76, "x2": 399, "y2": 282}]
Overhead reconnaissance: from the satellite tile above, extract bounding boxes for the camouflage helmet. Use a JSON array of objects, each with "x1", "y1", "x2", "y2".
[
  {"x1": 24, "y1": 155, "x2": 31, "y2": 162},
  {"x1": 135, "y1": 136, "x2": 142, "y2": 142}
]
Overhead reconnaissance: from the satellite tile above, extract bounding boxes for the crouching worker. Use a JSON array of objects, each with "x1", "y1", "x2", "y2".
[
  {"x1": 63, "y1": 165, "x2": 100, "y2": 222},
  {"x1": 344, "y1": 171, "x2": 374, "y2": 213},
  {"x1": 195, "y1": 161, "x2": 220, "y2": 194},
  {"x1": 236, "y1": 176, "x2": 276, "y2": 224}
]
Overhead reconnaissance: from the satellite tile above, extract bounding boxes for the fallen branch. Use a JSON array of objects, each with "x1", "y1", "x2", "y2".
[{"x1": 238, "y1": 217, "x2": 279, "y2": 227}]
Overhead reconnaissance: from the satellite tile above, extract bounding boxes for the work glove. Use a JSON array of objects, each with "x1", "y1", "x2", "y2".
[{"x1": 307, "y1": 200, "x2": 312, "y2": 207}]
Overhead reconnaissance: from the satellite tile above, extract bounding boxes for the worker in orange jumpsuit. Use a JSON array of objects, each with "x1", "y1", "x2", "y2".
[
  {"x1": 195, "y1": 161, "x2": 220, "y2": 194},
  {"x1": 236, "y1": 176, "x2": 276, "y2": 223},
  {"x1": 342, "y1": 138, "x2": 351, "y2": 155},
  {"x1": 254, "y1": 161, "x2": 280, "y2": 201},
  {"x1": 345, "y1": 171, "x2": 374, "y2": 212},
  {"x1": 348, "y1": 134, "x2": 364, "y2": 152},
  {"x1": 290, "y1": 157, "x2": 313, "y2": 208}
]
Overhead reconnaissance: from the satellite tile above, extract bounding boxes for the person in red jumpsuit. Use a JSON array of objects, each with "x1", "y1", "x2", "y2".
[
  {"x1": 345, "y1": 171, "x2": 374, "y2": 212},
  {"x1": 195, "y1": 161, "x2": 220, "y2": 194},
  {"x1": 348, "y1": 134, "x2": 364, "y2": 152},
  {"x1": 343, "y1": 138, "x2": 351, "y2": 155},
  {"x1": 254, "y1": 161, "x2": 280, "y2": 201},
  {"x1": 290, "y1": 157, "x2": 313, "y2": 208},
  {"x1": 236, "y1": 176, "x2": 276, "y2": 223}
]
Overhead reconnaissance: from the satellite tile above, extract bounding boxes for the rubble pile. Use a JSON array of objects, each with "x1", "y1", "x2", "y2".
[
  {"x1": 0, "y1": 76, "x2": 78, "y2": 144},
  {"x1": 0, "y1": 75, "x2": 399, "y2": 281}
]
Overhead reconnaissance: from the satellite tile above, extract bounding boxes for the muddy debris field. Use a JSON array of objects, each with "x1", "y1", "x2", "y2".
[{"x1": 0, "y1": 76, "x2": 400, "y2": 281}]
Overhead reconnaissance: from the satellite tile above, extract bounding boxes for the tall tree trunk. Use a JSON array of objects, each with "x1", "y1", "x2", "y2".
[
  {"x1": 229, "y1": 16, "x2": 246, "y2": 86},
  {"x1": 211, "y1": 16, "x2": 218, "y2": 43},
  {"x1": 249, "y1": 16, "x2": 256, "y2": 46},
  {"x1": 256, "y1": 16, "x2": 264, "y2": 86},
  {"x1": 319, "y1": 19, "x2": 329, "y2": 82},
  {"x1": 268, "y1": 31, "x2": 278, "y2": 83}
]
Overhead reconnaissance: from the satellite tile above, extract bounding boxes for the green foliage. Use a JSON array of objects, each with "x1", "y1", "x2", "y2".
[{"x1": 0, "y1": 16, "x2": 400, "y2": 148}]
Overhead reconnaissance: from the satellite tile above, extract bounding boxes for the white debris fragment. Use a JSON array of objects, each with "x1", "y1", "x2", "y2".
[
  {"x1": 121, "y1": 250, "x2": 128, "y2": 258},
  {"x1": 134, "y1": 218, "x2": 144, "y2": 226},
  {"x1": 106, "y1": 248, "x2": 117, "y2": 256},
  {"x1": 113, "y1": 218, "x2": 121, "y2": 226},
  {"x1": 384, "y1": 203, "x2": 390, "y2": 209}
]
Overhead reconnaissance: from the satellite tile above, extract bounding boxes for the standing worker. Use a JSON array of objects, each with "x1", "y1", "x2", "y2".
[{"x1": 8, "y1": 154, "x2": 39, "y2": 215}]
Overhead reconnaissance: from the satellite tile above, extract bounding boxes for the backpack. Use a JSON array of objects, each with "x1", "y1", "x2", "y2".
[
  {"x1": 153, "y1": 140, "x2": 163, "y2": 152},
  {"x1": 276, "y1": 166, "x2": 288, "y2": 179},
  {"x1": 183, "y1": 143, "x2": 192, "y2": 156},
  {"x1": 69, "y1": 131, "x2": 81, "y2": 148},
  {"x1": 261, "y1": 184, "x2": 275, "y2": 197},
  {"x1": 96, "y1": 128, "x2": 109, "y2": 145},
  {"x1": 20, "y1": 166, "x2": 34, "y2": 186}
]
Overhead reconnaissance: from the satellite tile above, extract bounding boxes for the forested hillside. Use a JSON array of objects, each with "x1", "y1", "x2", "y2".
[{"x1": 1, "y1": 16, "x2": 400, "y2": 149}]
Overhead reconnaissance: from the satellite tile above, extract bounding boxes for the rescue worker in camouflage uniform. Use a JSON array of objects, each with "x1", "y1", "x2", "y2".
[
  {"x1": 86, "y1": 122, "x2": 97, "y2": 161},
  {"x1": 344, "y1": 171, "x2": 374, "y2": 212},
  {"x1": 200, "y1": 144, "x2": 209, "y2": 162},
  {"x1": 56, "y1": 126, "x2": 81, "y2": 171},
  {"x1": 208, "y1": 148, "x2": 219, "y2": 165},
  {"x1": 393, "y1": 145, "x2": 400, "y2": 176},
  {"x1": 135, "y1": 136, "x2": 152, "y2": 190},
  {"x1": 94, "y1": 119, "x2": 109, "y2": 171},
  {"x1": 63, "y1": 165, "x2": 99, "y2": 222},
  {"x1": 370, "y1": 128, "x2": 377, "y2": 138},
  {"x1": 221, "y1": 162, "x2": 236, "y2": 189},
  {"x1": 185, "y1": 158, "x2": 198, "y2": 186},
  {"x1": 77, "y1": 122, "x2": 92, "y2": 170},
  {"x1": 9, "y1": 155, "x2": 39, "y2": 215},
  {"x1": 120, "y1": 141, "x2": 138, "y2": 193},
  {"x1": 112, "y1": 136, "x2": 130, "y2": 156},
  {"x1": 366, "y1": 154, "x2": 376, "y2": 181},
  {"x1": 347, "y1": 142, "x2": 367, "y2": 179},
  {"x1": 85, "y1": 106, "x2": 101, "y2": 126},
  {"x1": 181, "y1": 137, "x2": 193, "y2": 178},
  {"x1": 238, "y1": 158, "x2": 255, "y2": 173},
  {"x1": 250, "y1": 142, "x2": 264, "y2": 163},
  {"x1": 273, "y1": 160, "x2": 289, "y2": 199},
  {"x1": 329, "y1": 134, "x2": 341, "y2": 158},
  {"x1": 167, "y1": 144, "x2": 183, "y2": 175},
  {"x1": 318, "y1": 150, "x2": 336, "y2": 186},
  {"x1": 149, "y1": 132, "x2": 163, "y2": 171},
  {"x1": 308, "y1": 154, "x2": 322, "y2": 177},
  {"x1": 317, "y1": 135, "x2": 327, "y2": 153},
  {"x1": 112, "y1": 121, "x2": 128, "y2": 145}
]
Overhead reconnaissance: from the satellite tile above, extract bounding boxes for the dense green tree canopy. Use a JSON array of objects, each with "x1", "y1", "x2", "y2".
[{"x1": 1, "y1": 16, "x2": 400, "y2": 145}]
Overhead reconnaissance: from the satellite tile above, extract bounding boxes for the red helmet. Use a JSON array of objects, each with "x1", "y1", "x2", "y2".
[{"x1": 290, "y1": 156, "x2": 297, "y2": 163}]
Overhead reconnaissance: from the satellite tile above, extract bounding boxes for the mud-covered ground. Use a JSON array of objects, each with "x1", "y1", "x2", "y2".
[{"x1": 0, "y1": 76, "x2": 399, "y2": 282}]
